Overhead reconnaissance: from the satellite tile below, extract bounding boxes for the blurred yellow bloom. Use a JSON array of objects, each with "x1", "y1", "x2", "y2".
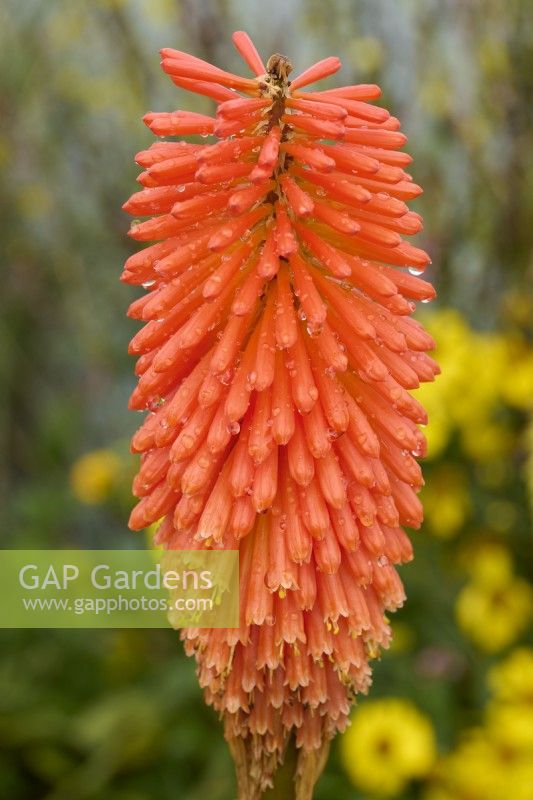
[
  {"x1": 414, "y1": 311, "x2": 471, "y2": 459},
  {"x1": 460, "y1": 419, "x2": 513, "y2": 462},
  {"x1": 70, "y1": 449, "x2": 121, "y2": 505},
  {"x1": 455, "y1": 577, "x2": 532, "y2": 652},
  {"x1": 486, "y1": 702, "x2": 533, "y2": 753},
  {"x1": 500, "y1": 344, "x2": 533, "y2": 411},
  {"x1": 477, "y1": 38, "x2": 511, "y2": 77},
  {"x1": 430, "y1": 732, "x2": 500, "y2": 800},
  {"x1": 426, "y1": 645, "x2": 533, "y2": 800},
  {"x1": 527, "y1": 421, "x2": 533, "y2": 513},
  {"x1": 462, "y1": 542, "x2": 513, "y2": 588},
  {"x1": 341, "y1": 698, "x2": 436, "y2": 796},
  {"x1": 488, "y1": 648, "x2": 533, "y2": 705},
  {"x1": 425, "y1": 728, "x2": 533, "y2": 800},
  {"x1": 422, "y1": 465, "x2": 470, "y2": 538},
  {"x1": 417, "y1": 308, "x2": 530, "y2": 465}
]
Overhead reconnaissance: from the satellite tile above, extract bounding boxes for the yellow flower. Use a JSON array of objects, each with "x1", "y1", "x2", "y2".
[
  {"x1": 488, "y1": 648, "x2": 533, "y2": 705},
  {"x1": 500, "y1": 340, "x2": 533, "y2": 411},
  {"x1": 425, "y1": 728, "x2": 533, "y2": 800},
  {"x1": 462, "y1": 542, "x2": 513, "y2": 588},
  {"x1": 422, "y1": 465, "x2": 470, "y2": 538},
  {"x1": 340, "y1": 698, "x2": 436, "y2": 796},
  {"x1": 426, "y1": 645, "x2": 533, "y2": 800},
  {"x1": 455, "y1": 577, "x2": 532, "y2": 652},
  {"x1": 486, "y1": 702, "x2": 533, "y2": 753},
  {"x1": 460, "y1": 419, "x2": 513, "y2": 462},
  {"x1": 433, "y1": 732, "x2": 500, "y2": 800},
  {"x1": 526, "y1": 420, "x2": 533, "y2": 513},
  {"x1": 477, "y1": 38, "x2": 511, "y2": 77},
  {"x1": 416, "y1": 309, "x2": 529, "y2": 466},
  {"x1": 414, "y1": 309, "x2": 490, "y2": 460},
  {"x1": 70, "y1": 449, "x2": 122, "y2": 505}
]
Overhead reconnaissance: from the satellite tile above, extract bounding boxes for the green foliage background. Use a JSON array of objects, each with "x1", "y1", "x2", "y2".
[{"x1": 0, "y1": 1, "x2": 531, "y2": 799}]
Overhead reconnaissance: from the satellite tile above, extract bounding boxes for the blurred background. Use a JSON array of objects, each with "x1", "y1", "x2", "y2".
[{"x1": 0, "y1": 0, "x2": 532, "y2": 798}]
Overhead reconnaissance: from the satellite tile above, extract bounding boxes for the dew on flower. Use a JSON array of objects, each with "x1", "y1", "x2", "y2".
[{"x1": 123, "y1": 28, "x2": 436, "y2": 797}]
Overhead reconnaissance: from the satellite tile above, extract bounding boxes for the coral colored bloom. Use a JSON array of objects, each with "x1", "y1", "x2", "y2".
[{"x1": 123, "y1": 31, "x2": 437, "y2": 795}]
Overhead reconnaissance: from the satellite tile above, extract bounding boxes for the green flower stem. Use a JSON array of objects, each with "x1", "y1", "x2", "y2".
[
  {"x1": 230, "y1": 735, "x2": 330, "y2": 800},
  {"x1": 262, "y1": 738, "x2": 298, "y2": 800}
]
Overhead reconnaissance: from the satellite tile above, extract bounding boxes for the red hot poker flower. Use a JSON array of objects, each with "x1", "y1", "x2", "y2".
[{"x1": 123, "y1": 31, "x2": 438, "y2": 799}]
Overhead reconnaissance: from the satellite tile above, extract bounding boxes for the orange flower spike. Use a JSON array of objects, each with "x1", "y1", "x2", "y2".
[{"x1": 123, "y1": 31, "x2": 437, "y2": 799}]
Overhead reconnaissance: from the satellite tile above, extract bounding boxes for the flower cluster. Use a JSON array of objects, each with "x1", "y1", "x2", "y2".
[
  {"x1": 455, "y1": 543, "x2": 532, "y2": 652},
  {"x1": 415, "y1": 309, "x2": 532, "y2": 463},
  {"x1": 413, "y1": 307, "x2": 532, "y2": 543},
  {"x1": 425, "y1": 648, "x2": 533, "y2": 800},
  {"x1": 122, "y1": 31, "x2": 436, "y2": 789}
]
